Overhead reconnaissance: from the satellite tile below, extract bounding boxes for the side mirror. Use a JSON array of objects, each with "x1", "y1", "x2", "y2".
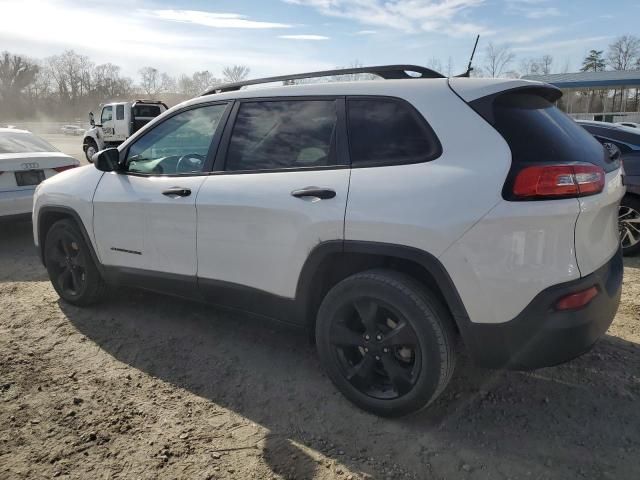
[
  {"x1": 93, "y1": 148, "x2": 121, "y2": 172},
  {"x1": 89, "y1": 111, "x2": 95, "y2": 127}
]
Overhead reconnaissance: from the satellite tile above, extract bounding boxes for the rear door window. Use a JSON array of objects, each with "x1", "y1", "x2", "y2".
[
  {"x1": 225, "y1": 100, "x2": 338, "y2": 172},
  {"x1": 347, "y1": 97, "x2": 441, "y2": 167},
  {"x1": 116, "y1": 105, "x2": 125, "y2": 120}
]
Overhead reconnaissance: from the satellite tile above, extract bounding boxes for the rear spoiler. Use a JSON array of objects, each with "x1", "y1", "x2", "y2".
[{"x1": 448, "y1": 80, "x2": 562, "y2": 125}]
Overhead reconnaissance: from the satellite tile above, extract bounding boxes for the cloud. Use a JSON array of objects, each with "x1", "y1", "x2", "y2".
[
  {"x1": 511, "y1": 35, "x2": 612, "y2": 53},
  {"x1": 523, "y1": 7, "x2": 561, "y2": 19},
  {"x1": 278, "y1": 34, "x2": 330, "y2": 40},
  {"x1": 283, "y1": 0, "x2": 488, "y2": 37},
  {"x1": 146, "y1": 10, "x2": 292, "y2": 29},
  {"x1": 354, "y1": 30, "x2": 378, "y2": 35},
  {"x1": 505, "y1": 0, "x2": 563, "y2": 19},
  {"x1": 0, "y1": 0, "x2": 334, "y2": 77},
  {"x1": 503, "y1": 26, "x2": 560, "y2": 44}
]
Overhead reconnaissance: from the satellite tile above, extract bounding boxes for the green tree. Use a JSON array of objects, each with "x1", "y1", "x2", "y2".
[{"x1": 581, "y1": 50, "x2": 606, "y2": 72}]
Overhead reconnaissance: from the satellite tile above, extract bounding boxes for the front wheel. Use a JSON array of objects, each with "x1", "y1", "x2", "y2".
[
  {"x1": 316, "y1": 270, "x2": 456, "y2": 417},
  {"x1": 619, "y1": 195, "x2": 640, "y2": 256},
  {"x1": 44, "y1": 219, "x2": 107, "y2": 305},
  {"x1": 84, "y1": 140, "x2": 98, "y2": 163}
]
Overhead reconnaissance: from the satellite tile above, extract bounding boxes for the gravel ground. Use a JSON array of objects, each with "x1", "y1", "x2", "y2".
[{"x1": 0, "y1": 220, "x2": 639, "y2": 480}]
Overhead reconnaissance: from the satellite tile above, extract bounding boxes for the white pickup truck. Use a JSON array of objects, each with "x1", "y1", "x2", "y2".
[{"x1": 82, "y1": 100, "x2": 167, "y2": 162}]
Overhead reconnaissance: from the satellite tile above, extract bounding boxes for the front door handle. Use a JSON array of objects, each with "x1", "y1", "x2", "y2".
[
  {"x1": 291, "y1": 187, "x2": 336, "y2": 200},
  {"x1": 162, "y1": 187, "x2": 191, "y2": 198}
]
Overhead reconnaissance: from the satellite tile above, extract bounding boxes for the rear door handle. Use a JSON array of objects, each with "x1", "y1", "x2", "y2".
[
  {"x1": 162, "y1": 187, "x2": 191, "y2": 198},
  {"x1": 291, "y1": 187, "x2": 336, "y2": 200}
]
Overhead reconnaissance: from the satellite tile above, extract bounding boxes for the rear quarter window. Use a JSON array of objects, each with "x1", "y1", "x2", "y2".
[
  {"x1": 347, "y1": 97, "x2": 441, "y2": 167},
  {"x1": 472, "y1": 91, "x2": 615, "y2": 172}
]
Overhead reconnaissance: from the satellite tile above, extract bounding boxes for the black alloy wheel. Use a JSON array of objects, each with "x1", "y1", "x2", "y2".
[
  {"x1": 44, "y1": 219, "x2": 107, "y2": 305},
  {"x1": 329, "y1": 297, "x2": 421, "y2": 400},
  {"x1": 316, "y1": 270, "x2": 456, "y2": 417},
  {"x1": 47, "y1": 230, "x2": 87, "y2": 297}
]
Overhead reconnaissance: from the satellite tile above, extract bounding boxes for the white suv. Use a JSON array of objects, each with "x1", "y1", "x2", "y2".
[{"x1": 33, "y1": 65, "x2": 624, "y2": 417}]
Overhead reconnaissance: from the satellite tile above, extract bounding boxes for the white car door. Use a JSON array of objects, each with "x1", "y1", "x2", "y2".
[
  {"x1": 92, "y1": 102, "x2": 231, "y2": 277},
  {"x1": 196, "y1": 98, "x2": 350, "y2": 301},
  {"x1": 100, "y1": 105, "x2": 115, "y2": 142}
]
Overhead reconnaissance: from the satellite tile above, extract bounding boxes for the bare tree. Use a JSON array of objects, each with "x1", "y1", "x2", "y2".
[
  {"x1": 540, "y1": 55, "x2": 553, "y2": 75},
  {"x1": 178, "y1": 71, "x2": 222, "y2": 97},
  {"x1": 222, "y1": 65, "x2": 250, "y2": 83},
  {"x1": 520, "y1": 58, "x2": 540, "y2": 76},
  {"x1": 483, "y1": 43, "x2": 515, "y2": 78},
  {"x1": 445, "y1": 57, "x2": 455, "y2": 77},
  {"x1": 47, "y1": 50, "x2": 90, "y2": 104},
  {"x1": 160, "y1": 72, "x2": 176, "y2": 94},
  {"x1": 607, "y1": 35, "x2": 640, "y2": 70},
  {"x1": 138, "y1": 67, "x2": 160, "y2": 95},
  {"x1": 426, "y1": 57, "x2": 442, "y2": 74},
  {"x1": 93, "y1": 63, "x2": 132, "y2": 98}
]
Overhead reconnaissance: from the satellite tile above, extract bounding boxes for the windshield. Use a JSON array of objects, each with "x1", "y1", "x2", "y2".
[{"x1": 0, "y1": 132, "x2": 59, "y2": 154}]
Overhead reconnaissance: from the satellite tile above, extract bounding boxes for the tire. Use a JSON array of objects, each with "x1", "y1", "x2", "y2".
[
  {"x1": 84, "y1": 140, "x2": 98, "y2": 163},
  {"x1": 619, "y1": 195, "x2": 640, "y2": 256},
  {"x1": 44, "y1": 219, "x2": 107, "y2": 306},
  {"x1": 316, "y1": 269, "x2": 456, "y2": 417}
]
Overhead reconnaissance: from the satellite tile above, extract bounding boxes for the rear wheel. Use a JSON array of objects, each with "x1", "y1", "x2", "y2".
[
  {"x1": 316, "y1": 270, "x2": 456, "y2": 417},
  {"x1": 619, "y1": 195, "x2": 640, "y2": 256},
  {"x1": 44, "y1": 219, "x2": 107, "y2": 305}
]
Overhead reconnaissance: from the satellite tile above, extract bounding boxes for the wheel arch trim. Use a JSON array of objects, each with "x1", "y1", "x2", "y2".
[
  {"x1": 37, "y1": 205, "x2": 104, "y2": 275},
  {"x1": 295, "y1": 240, "x2": 472, "y2": 330}
]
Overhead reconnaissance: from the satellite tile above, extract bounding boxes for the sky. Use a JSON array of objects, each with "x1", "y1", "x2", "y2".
[{"x1": 0, "y1": 0, "x2": 638, "y2": 79}]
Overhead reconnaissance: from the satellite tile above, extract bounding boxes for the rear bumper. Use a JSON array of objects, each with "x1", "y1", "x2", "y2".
[
  {"x1": 0, "y1": 189, "x2": 35, "y2": 217},
  {"x1": 462, "y1": 246, "x2": 623, "y2": 370}
]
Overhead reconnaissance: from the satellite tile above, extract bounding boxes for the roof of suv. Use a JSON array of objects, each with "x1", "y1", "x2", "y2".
[{"x1": 175, "y1": 77, "x2": 547, "y2": 113}]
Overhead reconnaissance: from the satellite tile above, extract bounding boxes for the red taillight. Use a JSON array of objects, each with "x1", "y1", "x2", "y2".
[
  {"x1": 513, "y1": 164, "x2": 604, "y2": 199},
  {"x1": 555, "y1": 286, "x2": 599, "y2": 311},
  {"x1": 53, "y1": 164, "x2": 78, "y2": 173}
]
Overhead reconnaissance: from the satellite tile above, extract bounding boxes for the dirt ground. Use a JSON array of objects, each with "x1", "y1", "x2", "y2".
[{"x1": 0, "y1": 220, "x2": 638, "y2": 480}]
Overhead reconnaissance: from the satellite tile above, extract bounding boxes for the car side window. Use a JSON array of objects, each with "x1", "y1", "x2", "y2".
[
  {"x1": 225, "y1": 100, "x2": 338, "y2": 172},
  {"x1": 116, "y1": 105, "x2": 125, "y2": 120},
  {"x1": 101, "y1": 106, "x2": 113, "y2": 124},
  {"x1": 125, "y1": 104, "x2": 228, "y2": 175},
  {"x1": 347, "y1": 98, "x2": 441, "y2": 166}
]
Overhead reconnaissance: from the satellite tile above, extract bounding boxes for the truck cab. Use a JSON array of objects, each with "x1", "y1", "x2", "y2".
[{"x1": 83, "y1": 100, "x2": 167, "y2": 162}]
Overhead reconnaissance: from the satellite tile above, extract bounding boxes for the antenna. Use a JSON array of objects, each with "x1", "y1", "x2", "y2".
[{"x1": 456, "y1": 35, "x2": 480, "y2": 78}]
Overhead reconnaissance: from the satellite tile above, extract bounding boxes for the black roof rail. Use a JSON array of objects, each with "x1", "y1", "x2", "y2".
[{"x1": 202, "y1": 64, "x2": 445, "y2": 96}]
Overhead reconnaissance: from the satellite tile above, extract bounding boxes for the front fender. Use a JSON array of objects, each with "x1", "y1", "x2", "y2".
[{"x1": 33, "y1": 165, "x2": 104, "y2": 259}]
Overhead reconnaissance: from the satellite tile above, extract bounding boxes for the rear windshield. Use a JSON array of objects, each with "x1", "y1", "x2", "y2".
[
  {"x1": 133, "y1": 105, "x2": 162, "y2": 118},
  {"x1": 0, "y1": 132, "x2": 58, "y2": 154},
  {"x1": 473, "y1": 91, "x2": 616, "y2": 171}
]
